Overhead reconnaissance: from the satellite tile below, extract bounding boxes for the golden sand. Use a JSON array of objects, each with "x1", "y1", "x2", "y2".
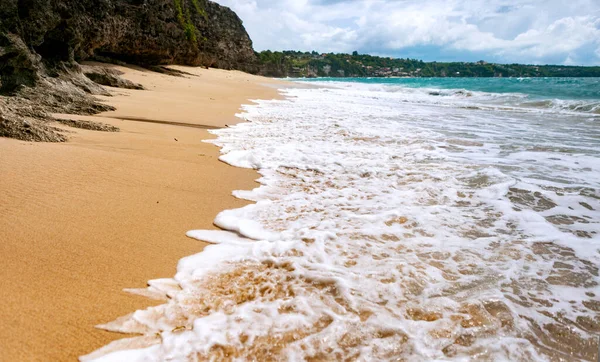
[{"x1": 0, "y1": 64, "x2": 285, "y2": 361}]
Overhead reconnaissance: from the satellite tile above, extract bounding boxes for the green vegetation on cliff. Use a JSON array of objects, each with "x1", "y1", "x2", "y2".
[
  {"x1": 174, "y1": 0, "x2": 209, "y2": 43},
  {"x1": 257, "y1": 51, "x2": 600, "y2": 78},
  {"x1": 191, "y1": 0, "x2": 208, "y2": 19}
]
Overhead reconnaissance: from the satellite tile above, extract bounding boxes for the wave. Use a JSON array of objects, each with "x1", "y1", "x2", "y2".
[
  {"x1": 85, "y1": 82, "x2": 600, "y2": 361},
  {"x1": 307, "y1": 80, "x2": 600, "y2": 116},
  {"x1": 299, "y1": 77, "x2": 600, "y2": 101}
]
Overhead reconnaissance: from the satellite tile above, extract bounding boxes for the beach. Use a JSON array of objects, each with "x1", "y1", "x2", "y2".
[
  {"x1": 0, "y1": 64, "x2": 284, "y2": 361},
  {"x1": 4, "y1": 0, "x2": 598, "y2": 360},
  {"x1": 1, "y1": 68, "x2": 599, "y2": 362}
]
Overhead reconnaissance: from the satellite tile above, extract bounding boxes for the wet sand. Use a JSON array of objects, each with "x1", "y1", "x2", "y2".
[{"x1": 0, "y1": 64, "x2": 285, "y2": 361}]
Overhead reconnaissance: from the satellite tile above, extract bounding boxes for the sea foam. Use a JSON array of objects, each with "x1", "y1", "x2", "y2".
[{"x1": 83, "y1": 81, "x2": 600, "y2": 361}]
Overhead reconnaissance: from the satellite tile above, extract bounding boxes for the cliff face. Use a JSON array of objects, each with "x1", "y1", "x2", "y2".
[
  {"x1": 0, "y1": 0, "x2": 257, "y2": 93},
  {"x1": 0, "y1": 0, "x2": 259, "y2": 142}
]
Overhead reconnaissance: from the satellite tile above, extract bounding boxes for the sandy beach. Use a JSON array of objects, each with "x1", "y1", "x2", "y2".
[{"x1": 0, "y1": 64, "x2": 284, "y2": 361}]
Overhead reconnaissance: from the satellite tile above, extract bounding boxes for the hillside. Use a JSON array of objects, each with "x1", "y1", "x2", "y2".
[{"x1": 257, "y1": 51, "x2": 600, "y2": 78}]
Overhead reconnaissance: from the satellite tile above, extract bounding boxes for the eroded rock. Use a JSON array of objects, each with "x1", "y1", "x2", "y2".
[{"x1": 0, "y1": 0, "x2": 258, "y2": 142}]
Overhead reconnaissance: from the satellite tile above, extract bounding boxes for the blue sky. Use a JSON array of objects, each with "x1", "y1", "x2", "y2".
[{"x1": 213, "y1": 0, "x2": 600, "y2": 65}]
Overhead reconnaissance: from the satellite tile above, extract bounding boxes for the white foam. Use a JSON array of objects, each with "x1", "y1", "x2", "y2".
[
  {"x1": 84, "y1": 345, "x2": 160, "y2": 362},
  {"x1": 185, "y1": 229, "x2": 255, "y2": 244},
  {"x1": 87, "y1": 82, "x2": 600, "y2": 361}
]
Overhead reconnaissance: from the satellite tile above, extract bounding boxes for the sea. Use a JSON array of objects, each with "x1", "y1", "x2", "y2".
[{"x1": 85, "y1": 78, "x2": 600, "y2": 361}]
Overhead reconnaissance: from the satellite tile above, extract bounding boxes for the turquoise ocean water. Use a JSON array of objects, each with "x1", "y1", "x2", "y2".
[{"x1": 299, "y1": 77, "x2": 600, "y2": 102}]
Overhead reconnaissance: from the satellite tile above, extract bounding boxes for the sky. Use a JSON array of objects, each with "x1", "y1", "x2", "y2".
[{"x1": 213, "y1": 0, "x2": 600, "y2": 65}]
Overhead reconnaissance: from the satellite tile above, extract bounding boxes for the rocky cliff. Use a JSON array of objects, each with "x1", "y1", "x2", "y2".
[
  {"x1": 0, "y1": 0, "x2": 257, "y2": 93},
  {"x1": 0, "y1": 0, "x2": 258, "y2": 141}
]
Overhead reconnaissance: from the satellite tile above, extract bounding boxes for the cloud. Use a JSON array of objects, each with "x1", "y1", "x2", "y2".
[{"x1": 214, "y1": 0, "x2": 600, "y2": 65}]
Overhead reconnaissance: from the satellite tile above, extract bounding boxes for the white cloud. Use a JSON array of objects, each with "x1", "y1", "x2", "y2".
[{"x1": 215, "y1": 0, "x2": 600, "y2": 65}]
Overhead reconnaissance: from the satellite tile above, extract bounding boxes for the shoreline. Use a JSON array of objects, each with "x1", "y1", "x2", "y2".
[{"x1": 0, "y1": 64, "x2": 286, "y2": 361}]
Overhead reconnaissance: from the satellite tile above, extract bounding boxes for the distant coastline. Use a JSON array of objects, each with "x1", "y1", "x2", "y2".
[{"x1": 257, "y1": 50, "x2": 600, "y2": 78}]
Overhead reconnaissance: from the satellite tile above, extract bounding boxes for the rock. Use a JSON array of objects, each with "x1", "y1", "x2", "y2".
[
  {"x1": 81, "y1": 65, "x2": 144, "y2": 90},
  {"x1": 55, "y1": 118, "x2": 120, "y2": 132},
  {"x1": 0, "y1": 66, "x2": 116, "y2": 142},
  {"x1": 95, "y1": 0, "x2": 258, "y2": 70},
  {"x1": 146, "y1": 65, "x2": 196, "y2": 77},
  {"x1": 0, "y1": 0, "x2": 259, "y2": 142},
  {"x1": 0, "y1": 107, "x2": 67, "y2": 142},
  {"x1": 0, "y1": 33, "x2": 42, "y2": 93},
  {"x1": 1, "y1": 0, "x2": 257, "y2": 93}
]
